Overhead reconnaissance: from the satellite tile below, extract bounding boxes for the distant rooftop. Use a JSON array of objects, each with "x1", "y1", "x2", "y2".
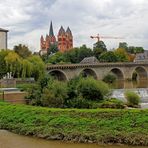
[
  {"x1": 80, "y1": 56, "x2": 99, "y2": 64},
  {"x1": 0, "y1": 28, "x2": 9, "y2": 32}
]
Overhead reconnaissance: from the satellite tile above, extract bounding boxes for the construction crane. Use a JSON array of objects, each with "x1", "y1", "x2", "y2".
[{"x1": 90, "y1": 34, "x2": 123, "y2": 42}]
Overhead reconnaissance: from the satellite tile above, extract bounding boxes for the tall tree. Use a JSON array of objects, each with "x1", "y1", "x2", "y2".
[
  {"x1": 13, "y1": 44, "x2": 32, "y2": 59},
  {"x1": 4, "y1": 51, "x2": 22, "y2": 77},
  {"x1": 28, "y1": 55, "x2": 45, "y2": 80},
  {"x1": 99, "y1": 51, "x2": 119, "y2": 62},
  {"x1": 119, "y1": 42, "x2": 128, "y2": 51},
  {"x1": 114, "y1": 48, "x2": 129, "y2": 62},
  {"x1": 0, "y1": 50, "x2": 9, "y2": 78},
  {"x1": 93, "y1": 41, "x2": 107, "y2": 58},
  {"x1": 47, "y1": 43, "x2": 58, "y2": 55}
]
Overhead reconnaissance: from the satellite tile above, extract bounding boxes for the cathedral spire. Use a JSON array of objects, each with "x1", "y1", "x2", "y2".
[{"x1": 49, "y1": 21, "x2": 54, "y2": 36}]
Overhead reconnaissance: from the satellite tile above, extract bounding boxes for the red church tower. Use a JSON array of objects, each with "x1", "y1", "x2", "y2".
[
  {"x1": 40, "y1": 21, "x2": 56, "y2": 54},
  {"x1": 58, "y1": 26, "x2": 73, "y2": 52},
  {"x1": 40, "y1": 21, "x2": 73, "y2": 54}
]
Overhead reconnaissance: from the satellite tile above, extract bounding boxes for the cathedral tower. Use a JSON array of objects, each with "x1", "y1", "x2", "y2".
[
  {"x1": 40, "y1": 21, "x2": 73, "y2": 54},
  {"x1": 40, "y1": 21, "x2": 56, "y2": 54}
]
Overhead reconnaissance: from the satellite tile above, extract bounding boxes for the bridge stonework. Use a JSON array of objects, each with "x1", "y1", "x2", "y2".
[{"x1": 47, "y1": 62, "x2": 148, "y2": 81}]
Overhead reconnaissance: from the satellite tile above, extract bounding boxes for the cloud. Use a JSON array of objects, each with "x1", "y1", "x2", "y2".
[{"x1": 0, "y1": 0, "x2": 148, "y2": 51}]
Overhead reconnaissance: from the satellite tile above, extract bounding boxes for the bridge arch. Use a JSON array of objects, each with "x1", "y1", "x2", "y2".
[
  {"x1": 79, "y1": 68, "x2": 98, "y2": 79},
  {"x1": 48, "y1": 70, "x2": 68, "y2": 81},
  {"x1": 109, "y1": 68, "x2": 124, "y2": 80},
  {"x1": 132, "y1": 66, "x2": 148, "y2": 80}
]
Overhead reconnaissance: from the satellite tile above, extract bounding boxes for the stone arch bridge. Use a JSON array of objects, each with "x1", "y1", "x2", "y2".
[{"x1": 47, "y1": 62, "x2": 148, "y2": 81}]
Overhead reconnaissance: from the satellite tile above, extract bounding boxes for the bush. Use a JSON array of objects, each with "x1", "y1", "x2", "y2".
[
  {"x1": 25, "y1": 84, "x2": 42, "y2": 105},
  {"x1": 103, "y1": 73, "x2": 117, "y2": 83},
  {"x1": 77, "y1": 77, "x2": 110, "y2": 101},
  {"x1": 41, "y1": 80, "x2": 68, "y2": 108},
  {"x1": 66, "y1": 96, "x2": 94, "y2": 109},
  {"x1": 98, "y1": 98, "x2": 125, "y2": 109},
  {"x1": 124, "y1": 91, "x2": 140, "y2": 107},
  {"x1": 17, "y1": 83, "x2": 37, "y2": 91}
]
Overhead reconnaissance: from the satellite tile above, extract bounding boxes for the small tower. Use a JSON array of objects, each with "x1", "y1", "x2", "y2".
[
  {"x1": 40, "y1": 35, "x2": 45, "y2": 49},
  {"x1": 40, "y1": 21, "x2": 56, "y2": 54},
  {"x1": 66, "y1": 27, "x2": 73, "y2": 50},
  {"x1": 49, "y1": 21, "x2": 56, "y2": 44},
  {"x1": 58, "y1": 26, "x2": 67, "y2": 52}
]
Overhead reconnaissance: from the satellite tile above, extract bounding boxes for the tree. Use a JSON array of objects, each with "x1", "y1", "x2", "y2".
[
  {"x1": 119, "y1": 42, "x2": 128, "y2": 51},
  {"x1": 128, "y1": 46, "x2": 144, "y2": 54},
  {"x1": 28, "y1": 55, "x2": 45, "y2": 80},
  {"x1": 77, "y1": 77, "x2": 110, "y2": 101},
  {"x1": 21, "y1": 59, "x2": 33, "y2": 78},
  {"x1": 99, "y1": 51, "x2": 119, "y2": 62},
  {"x1": 4, "y1": 51, "x2": 22, "y2": 77},
  {"x1": 47, "y1": 52, "x2": 64, "y2": 64},
  {"x1": 63, "y1": 45, "x2": 93, "y2": 63},
  {"x1": 13, "y1": 44, "x2": 32, "y2": 59},
  {"x1": 41, "y1": 80, "x2": 68, "y2": 108},
  {"x1": 0, "y1": 50, "x2": 9, "y2": 78},
  {"x1": 47, "y1": 43, "x2": 58, "y2": 55},
  {"x1": 114, "y1": 48, "x2": 129, "y2": 62},
  {"x1": 93, "y1": 41, "x2": 107, "y2": 58},
  {"x1": 77, "y1": 45, "x2": 93, "y2": 62}
]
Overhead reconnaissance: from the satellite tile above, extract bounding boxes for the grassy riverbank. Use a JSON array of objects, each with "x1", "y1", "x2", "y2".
[{"x1": 0, "y1": 102, "x2": 148, "y2": 146}]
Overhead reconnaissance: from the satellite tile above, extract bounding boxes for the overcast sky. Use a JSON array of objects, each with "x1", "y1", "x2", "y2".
[{"x1": 0, "y1": 0, "x2": 148, "y2": 51}]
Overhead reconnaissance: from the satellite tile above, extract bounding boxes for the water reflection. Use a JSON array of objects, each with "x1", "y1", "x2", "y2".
[{"x1": 110, "y1": 80, "x2": 148, "y2": 89}]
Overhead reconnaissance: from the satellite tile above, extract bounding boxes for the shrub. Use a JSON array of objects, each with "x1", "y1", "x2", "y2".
[
  {"x1": 41, "y1": 80, "x2": 68, "y2": 108},
  {"x1": 124, "y1": 91, "x2": 140, "y2": 107},
  {"x1": 103, "y1": 73, "x2": 117, "y2": 83},
  {"x1": 77, "y1": 77, "x2": 110, "y2": 101},
  {"x1": 66, "y1": 96, "x2": 93, "y2": 109},
  {"x1": 25, "y1": 84, "x2": 42, "y2": 105},
  {"x1": 17, "y1": 83, "x2": 37, "y2": 91},
  {"x1": 98, "y1": 98, "x2": 125, "y2": 109}
]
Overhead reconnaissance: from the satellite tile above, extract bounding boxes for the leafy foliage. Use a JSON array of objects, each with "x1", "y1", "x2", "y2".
[
  {"x1": 5, "y1": 51, "x2": 22, "y2": 77},
  {"x1": 103, "y1": 73, "x2": 117, "y2": 83},
  {"x1": 0, "y1": 49, "x2": 45, "y2": 80},
  {"x1": 93, "y1": 41, "x2": 107, "y2": 58},
  {"x1": 98, "y1": 98, "x2": 125, "y2": 109},
  {"x1": 99, "y1": 51, "x2": 119, "y2": 62},
  {"x1": 77, "y1": 77, "x2": 110, "y2": 101},
  {"x1": 41, "y1": 81, "x2": 68, "y2": 108},
  {"x1": 124, "y1": 91, "x2": 140, "y2": 107},
  {"x1": 13, "y1": 44, "x2": 32, "y2": 58},
  {"x1": 28, "y1": 55, "x2": 45, "y2": 80},
  {"x1": 0, "y1": 50, "x2": 9, "y2": 78},
  {"x1": 114, "y1": 48, "x2": 129, "y2": 62},
  {"x1": 0, "y1": 102, "x2": 148, "y2": 145}
]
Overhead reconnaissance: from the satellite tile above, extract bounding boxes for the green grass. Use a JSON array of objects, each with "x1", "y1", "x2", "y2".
[{"x1": 0, "y1": 102, "x2": 148, "y2": 145}]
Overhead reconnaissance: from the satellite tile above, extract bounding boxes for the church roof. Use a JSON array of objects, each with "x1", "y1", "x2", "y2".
[
  {"x1": 66, "y1": 27, "x2": 72, "y2": 36},
  {"x1": 49, "y1": 21, "x2": 54, "y2": 36},
  {"x1": 58, "y1": 26, "x2": 65, "y2": 35},
  {"x1": 80, "y1": 56, "x2": 99, "y2": 64}
]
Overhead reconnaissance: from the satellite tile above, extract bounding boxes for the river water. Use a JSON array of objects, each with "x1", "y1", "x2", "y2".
[{"x1": 0, "y1": 130, "x2": 147, "y2": 148}]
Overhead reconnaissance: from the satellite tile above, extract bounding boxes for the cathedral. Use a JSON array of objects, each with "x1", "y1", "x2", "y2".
[{"x1": 40, "y1": 21, "x2": 73, "y2": 54}]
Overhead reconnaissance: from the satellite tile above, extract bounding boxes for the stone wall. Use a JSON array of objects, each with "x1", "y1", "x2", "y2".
[
  {"x1": 0, "y1": 92, "x2": 27, "y2": 104},
  {"x1": 0, "y1": 31, "x2": 7, "y2": 49},
  {"x1": 0, "y1": 79, "x2": 16, "y2": 88}
]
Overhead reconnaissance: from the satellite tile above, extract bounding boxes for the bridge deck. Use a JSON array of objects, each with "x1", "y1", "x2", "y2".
[{"x1": 47, "y1": 62, "x2": 148, "y2": 70}]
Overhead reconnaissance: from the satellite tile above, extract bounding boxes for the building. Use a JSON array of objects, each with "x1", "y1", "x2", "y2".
[
  {"x1": 0, "y1": 28, "x2": 8, "y2": 50},
  {"x1": 40, "y1": 21, "x2": 73, "y2": 54},
  {"x1": 134, "y1": 50, "x2": 148, "y2": 62}
]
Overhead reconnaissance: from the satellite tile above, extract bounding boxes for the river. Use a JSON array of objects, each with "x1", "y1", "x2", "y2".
[{"x1": 0, "y1": 130, "x2": 147, "y2": 148}]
